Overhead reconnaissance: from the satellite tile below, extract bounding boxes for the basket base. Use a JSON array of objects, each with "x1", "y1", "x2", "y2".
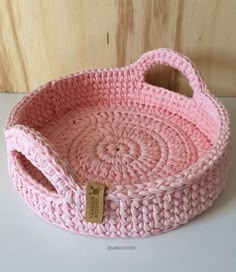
[{"x1": 27, "y1": 106, "x2": 212, "y2": 188}]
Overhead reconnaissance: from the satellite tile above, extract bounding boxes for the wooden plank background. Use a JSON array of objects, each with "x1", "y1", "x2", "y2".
[{"x1": 0, "y1": 0, "x2": 235, "y2": 95}]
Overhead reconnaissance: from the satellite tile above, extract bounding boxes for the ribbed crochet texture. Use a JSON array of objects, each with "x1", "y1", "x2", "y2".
[{"x1": 4, "y1": 48, "x2": 231, "y2": 237}]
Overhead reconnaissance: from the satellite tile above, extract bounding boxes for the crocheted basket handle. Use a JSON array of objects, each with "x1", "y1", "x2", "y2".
[
  {"x1": 132, "y1": 48, "x2": 207, "y2": 99},
  {"x1": 5, "y1": 125, "x2": 77, "y2": 195}
]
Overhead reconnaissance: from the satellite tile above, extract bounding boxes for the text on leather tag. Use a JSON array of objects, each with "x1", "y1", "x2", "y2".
[{"x1": 85, "y1": 182, "x2": 105, "y2": 224}]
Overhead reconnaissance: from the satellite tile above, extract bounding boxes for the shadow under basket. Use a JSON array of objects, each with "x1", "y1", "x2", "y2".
[{"x1": 4, "y1": 48, "x2": 231, "y2": 238}]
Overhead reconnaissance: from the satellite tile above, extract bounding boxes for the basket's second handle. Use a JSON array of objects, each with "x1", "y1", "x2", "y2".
[
  {"x1": 5, "y1": 125, "x2": 78, "y2": 196},
  {"x1": 132, "y1": 48, "x2": 207, "y2": 99}
]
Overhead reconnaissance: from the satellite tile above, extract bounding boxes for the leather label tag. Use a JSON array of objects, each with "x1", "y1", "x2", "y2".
[{"x1": 85, "y1": 182, "x2": 105, "y2": 224}]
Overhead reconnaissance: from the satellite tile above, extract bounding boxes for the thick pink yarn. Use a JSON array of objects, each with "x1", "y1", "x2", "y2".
[{"x1": 4, "y1": 48, "x2": 231, "y2": 237}]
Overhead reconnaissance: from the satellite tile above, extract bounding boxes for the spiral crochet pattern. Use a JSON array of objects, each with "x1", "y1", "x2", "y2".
[{"x1": 5, "y1": 48, "x2": 231, "y2": 238}]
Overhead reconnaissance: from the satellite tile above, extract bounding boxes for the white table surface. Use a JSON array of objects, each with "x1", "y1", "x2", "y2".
[{"x1": 0, "y1": 94, "x2": 235, "y2": 272}]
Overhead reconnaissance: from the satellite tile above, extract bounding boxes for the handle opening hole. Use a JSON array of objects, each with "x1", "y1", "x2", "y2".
[
  {"x1": 13, "y1": 151, "x2": 56, "y2": 192},
  {"x1": 144, "y1": 65, "x2": 193, "y2": 97}
]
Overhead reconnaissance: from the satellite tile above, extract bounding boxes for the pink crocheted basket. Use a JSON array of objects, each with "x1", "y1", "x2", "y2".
[{"x1": 5, "y1": 48, "x2": 231, "y2": 238}]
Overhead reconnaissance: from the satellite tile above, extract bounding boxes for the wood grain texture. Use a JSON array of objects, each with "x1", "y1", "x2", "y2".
[{"x1": 0, "y1": 0, "x2": 236, "y2": 96}]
